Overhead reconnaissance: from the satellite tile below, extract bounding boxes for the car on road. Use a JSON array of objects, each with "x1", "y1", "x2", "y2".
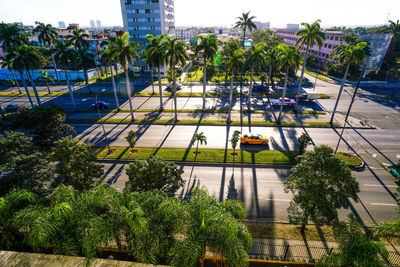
[
  {"x1": 91, "y1": 101, "x2": 110, "y2": 110},
  {"x1": 271, "y1": 98, "x2": 296, "y2": 107},
  {"x1": 240, "y1": 133, "x2": 269, "y2": 145},
  {"x1": 253, "y1": 83, "x2": 268, "y2": 90},
  {"x1": 297, "y1": 89, "x2": 318, "y2": 102},
  {"x1": 166, "y1": 83, "x2": 182, "y2": 91},
  {"x1": 5, "y1": 103, "x2": 19, "y2": 112}
]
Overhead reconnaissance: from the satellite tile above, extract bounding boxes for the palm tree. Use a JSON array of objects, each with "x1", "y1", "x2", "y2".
[
  {"x1": 171, "y1": 186, "x2": 252, "y2": 267},
  {"x1": 0, "y1": 23, "x2": 28, "y2": 51},
  {"x1": 246, "y1": 42, "x2": 266, "y2": 110},
  {"x1": 234, "y1": 12, "x2": 257, "y2": 49},
  {"x1": 6, "y1": 45, "x2": 43, "y2": 106},
  {"x1": 67, "y1": 29, "x2": 89, "y2": 50},
  {"x1": 100, "y1": 47, "x2": 120, "y2": 110},
  {"x1": 329, "y1": 41, "x2": 368, "y2": 124},
  {"x1": 110, "y1": 33, "x2": 140, "y2": 121},
  {"x1": 265, "y1": 45, "x2": 278, "y2": 90},
  {"x1": 54, "y1": 39, "x2": 79, "y2": 110},
  {"x1": 34, "y1": 22, "x2": 60, "y2": 83},
  {"x1": 38, "y1": 70, "x2": 55, "y2": 94},
  {"x1": 276, "y1": 44, "x2": 302, "y2": 122},
  {"x1": 144, "y1": 34, "x2": 167, "y2": 110},
  {"x1": 221, "y1": 39, "x2": 241, "y2": 89},
  {"x1": 225, "y1": 49, "x2": 245, "y2": 123},
  {"x1": 77, "y1": 47, "x2": 95, "y2": 93},
  {"x1": 194, "y1": 34, "x2": 219, "y2": 111},
  {"x1": 0, "y1": 56, "x2": 22, "y2": 93},
  {"x1": 388, "y1": 19, "x2": 400, "y2": 40},
  {"x1": 192, "y1": 132, "x2": 207, "y2": 155},
  {"x1": 295, "y1": 20, "x2": 326, "y2": 109},
  {"x1": 164, "y1": 36, "x2": 189, "y2": 122}
]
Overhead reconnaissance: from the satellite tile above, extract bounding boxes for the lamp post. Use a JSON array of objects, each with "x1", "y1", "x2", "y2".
[
  {"x1": 82, "y1": 89, "x2": 111, "y2": 153},
  {"x1": 335, "y1": 64, "x2": 367, "y2": 154}
]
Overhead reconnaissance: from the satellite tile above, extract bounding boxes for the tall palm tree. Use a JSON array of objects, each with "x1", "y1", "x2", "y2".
[
  {"x1": 144, "y1": 34, "x2": 167, "y2": 110},
  {"x1": 295, "y1": 19, "x2": 326, "y2": 109},
  {"x1": 265, "y1": 45, "x2": 278, "y2": 90},
  {"x1": 67, "y1": 29, "x2": 89, "y2": 50},
  {"x1": 329, "y1": 41, "x2": 368, "y2": 125},
  {"x1": 34, "y1": 22, "x2": 60, "y2": 83},
  {"x1": 246, "y1": 42, "x2": 266, "y2": 110},
  {"x1": 225, "y1": 49, "x2": 245, "y2": 123},
  {"x1": 192, "y1": 132, "x2": 207, "y2": 155},
  {"x1": 100, "y1": 47, "x2": 120, "y2": 110},
  {"x1": 234, "y1": 12, "x2": 257, "y2": 49},
  {"x1": 6, "y1": 45, "x2": 43, "y2": 106},
  {"x1": 388, "y1": 19, "x2": 400, "y2": 39},
  {"x1": 194, "y1": 34, "x2": 219, "y2": 111},
  {"x1": 0, "y1": 56, "x2": 22, "y2": 93},
  {"x1": 54, "y1": 39, "x2": 79, "y2": 111},
  {"x1": 276, "y1": 44, "x2": 302, "y2": 122},
  {"x1": 0, "y1": 23, "x2": 28, "y2": 51},
  {"x1": 164, "y1": 36, "x2": 189, "y2": 122},
  {"x1": 77, "y1": 47, "x2": 95, "y2": 93},
  {"x1": 37, "y1": 70, "x2": 55, "y2": 94},
  {"x1": 110, "y1": 33, "x2": 140, "y2": 121}
]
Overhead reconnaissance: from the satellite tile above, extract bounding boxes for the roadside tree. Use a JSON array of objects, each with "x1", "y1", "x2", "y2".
[
  {"x1": 297, "y1": 132, "x2": 313, "y2": 155},
  {"x1": 230, "y1": 130, "x2": 241, "y2": 155},
  {"x1": 192, "y1": 132, "x2": 207, "y2": 155},
  {"x1": 126, "y1": 130, "x2": 137, "y2": 151}
]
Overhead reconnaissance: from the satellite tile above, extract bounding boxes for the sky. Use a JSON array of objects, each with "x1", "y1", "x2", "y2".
[{"x1": 0, "y1": 0, "x2": 399, "y2": 28}]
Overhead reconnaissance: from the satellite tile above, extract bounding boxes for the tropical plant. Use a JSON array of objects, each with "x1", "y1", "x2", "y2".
[
  {"x1": 109, "y1": 32, "x2": 140, "y2": 121},
  {"x1": 164, "y1": 36, "x2": 189, "y2": 122},
  {"x1": 51, "y1": 137, "x2": 104, "y2": 191},
  {"x1": 295, "y1": 20, "x2": 326, "y2": 108},
  {"x1": 67, "y1": 29, "x2": 89, "y2": 50},
  {"x1": 234, "y1": 11, "x2": 257, "y2": 49},
  {"x1": 34, "y1": 21, "x2": 60, "y2": 82},
  {"x1": 142, "y1": 45, "x2": 156, "y2": 94},
  {"x1": 126, "y1": 130, "x2": 137, "y2": 150},
  {"x1": 77, "y1": 47, "x2": 95, "y2": 93},
  {"x1": 100, "y1": 47, "x2": 120, "y2": 110},
  {"x1": 170, "y1": 186, "x2": 252, "y2": 267},
  {"x1": 230, "y1": 130, "x2": 241, "y2": 155},
  {"x1": 0, "y1": 23, "x2": 28, "y2": 51},
  {"x1": 125, "y1": 156, "x2": 184, "y2": 197},
  {"x1": 192, "y1": 132, "x2": 207, "y2": 155},
  {"x1": 37, "y1": 70, "x2": 55, "y2": 94},
  {"x1": 0, "y1": 56, "x2": 22, "y2": 93},
  {"x1": 194, "y1": 34, "x2": 219, "y2": 110},
  {"x1": 246, "y1": 42, "x2": 266, "y2": 110},
  {"x1": 329, "y1": 41, "x2": 368, "y2": 124},
  {"x1": 225, "y1": 49, "x2": 245, "y2": 123},
  {"x1": 284, "y1": 145, "x2": 360, "y2": 232},
  {"x1": 317, "y1": 214, "x2": 389, "y2": 267},
  {"x1": 265, "y1": 45, "x2": 279, "y2": 89},
  {"x1": 53, "y1": 39, "x2": 79, "y2": 110},
  {"x1": 297, "y1": 132, "x2": 313, "y2": 155},
  {"x1": 276, "y1": 44, "x2": 302, "y2": 122}
]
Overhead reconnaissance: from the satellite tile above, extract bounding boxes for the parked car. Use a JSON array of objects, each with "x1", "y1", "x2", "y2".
[
  {"x1": 166, "y1": 83, "x2": 182, "y2": 91},
  {"x1": 240, "y1": 133, "x2": 269, "y2": 145},
  {"x1": 271, "y1": 98, "x2": 296, "y2": 107},
  {"x1": 5, "y1": 103, "x2": 19, "y2": 112},
  {"x1": 91, "y1": 101, "x2": 110, "y2": 110},
  {"x1": 253, "y1": 83, "x2": 268, "y2": 91}
]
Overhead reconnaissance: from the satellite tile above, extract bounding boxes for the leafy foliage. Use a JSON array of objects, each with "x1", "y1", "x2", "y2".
[
  {"x1": 284, "y1": 145, "x2": 360, "y2": 230},
  {"x1": 192, "y1": 132, "x2": 207, "y2": 154},
  {"x1": 51, "y1": 137, "x2": 104, "y2": 191},
  {"x1": 126, "y1": 130, "x2": 137, "y2": 150},
  {"x1": 0, "y1": 131, "x2": 54, "y2": 196},
  {"x1": 230, "y1": 130, "x2": 241, "y2": 153},
  {"x1": 125, "y1": 156, "x2": 184, "y2": 197},
  {"x1": 297, "y1": 132, "x2": 313, "y2": 155}
]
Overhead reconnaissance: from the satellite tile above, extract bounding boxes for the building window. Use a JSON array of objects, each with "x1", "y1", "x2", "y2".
[
  {"x1": 145, "y1": 9, "x2": 153, "y2": 13},
  {"x1": 125, "y1": 0, "x2": 132, "y2": 4},
  {"x1": 151, "y1": 0, "x2": 159, "y2": 2},
  {"x1": 133, "y1": 18, "x2": 138, "y2": 22},
  {"x1": 151, "y1": 26, "x2": 155, "y2": 30},
  {"x1": 133, "y1": 26, "x2": 138, "y2": 31}
]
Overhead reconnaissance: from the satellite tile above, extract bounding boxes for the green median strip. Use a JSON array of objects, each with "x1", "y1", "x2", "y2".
[
  {"x1": 96, "y1": 146, "x2": 297, "y2": 165},
  {"x1": 304, "y1": 70, "x2": 333, "y2": 82},
  {"x1": 336, "y1": 152, "x2": 363, "y2": 168},
  {"x1": 67, "y1": 118, "x2": 339, "y2": 127}
]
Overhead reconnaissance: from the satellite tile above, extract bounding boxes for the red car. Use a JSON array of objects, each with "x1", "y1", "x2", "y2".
[{"x1": 271, "y1": 98, "x2": 296, "y2": 107}]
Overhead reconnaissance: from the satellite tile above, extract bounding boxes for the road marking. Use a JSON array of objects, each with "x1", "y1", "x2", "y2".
[
  {"x1": 264, "y1": 199, "x2": 291, "y2": 202},
  {"x1": 363, "y1": 184, "x2": 397, "y2": 188},
  {"x1": 259, "y1": 181, "x2": 284, "y2": 183},
  {"x1": 370, "y1": 203, "x2": 398, "y2": 207}
]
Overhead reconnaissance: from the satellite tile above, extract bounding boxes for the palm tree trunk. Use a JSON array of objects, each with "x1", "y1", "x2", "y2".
[
  {"x1": 268, "y1": 65, "x2": 272, "y2": 90},
  {"x1": 110, "y1": 65, "x2": 120, "y2": 111},
  {"x1": 158, "y1": 66, "x2": 163, "y2": 111},
  {"x1": 278, "y1": 66, "x2": 289, "y2": 122},
  {"x1": 151, "y1": 67, "x2": 155, "y2": 94},
  {"x1": 125, "y1": 67, "x2": 135, "y2": 121},
  {"x1": 295, "y1": 47, "x2": 309, "y2": 110},
  {"x1": 330, "y1": 63, "x2": 350, "y2": 125},
  {"x1": 249, "y1": 64, "x2": 254, "y2": 111},
  {"x1": 392, "y1": 79, "x2": 399, "y2": 96},
  {"x1": 11, "y1": 70, "x2": 22, "y2": 94},
  {"x1": 227, "y1": 69, "x2": 234, "y2": 124},
  {"x1": 0, "y1": 104, "x2": 4, "y2": 117},
  {"x1": 46, "y1": 82, "x2": 51, "y2": 94},
  {"x1": 51, "y1": 54, "x2": 60, "y2": 83},
  {"x1": 26, "y1": 70, "x2": 41, "y2": 106},
  {"x1": 84, "y1": 69, "x2": 91, "y2": 94},
  {"x1": 202, "y1": 58, "x2": 207, "y2": 111},
  {"x1": 20, "y1": 71, "x2": 34, "y2": 108},
  {"x1": 114, "y1": 62, "x2": 119, "y2": 81},
  {"x1": 173, "y1": 64, "x2": 178, "y2": 122},
  {"x1": 65, "y1": 70, "x2": 76, "y2": 111}
]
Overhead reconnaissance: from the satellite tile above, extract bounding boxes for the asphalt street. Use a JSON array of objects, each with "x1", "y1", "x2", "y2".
[{"x1": 102, "y1": 163, "x2": 397, "y2": 225}]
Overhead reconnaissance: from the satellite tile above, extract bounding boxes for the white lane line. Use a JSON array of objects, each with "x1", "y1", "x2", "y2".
[
  {"x1": 259, "y1": 181, "x2": 285, "y2": 183},
  {"x1": 370, "y1": 203, "x2": 398, "y2": 207},
  {"x1": 264, "y1": 199, "x2": 291, "y2": 202},
  {"x1": 363, "y1": 184, "x2": 397, "y2": 188}
]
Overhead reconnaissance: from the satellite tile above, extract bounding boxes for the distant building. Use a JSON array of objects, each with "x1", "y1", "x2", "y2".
[
  {"x1": 120, "y1": 0, "x2": 175, "y2": 46},
  {"x1": 58, "y1": 21, "x2": 66, "y2": 29},
  {"x1": 67, "y1": 23, "x2": 79, "y2": 30},
  {"x1": 96, "y1": 20, "x2": 102, "y2": 28},
  {"x1": 175, "y1": 28, "x2": 193, "y2": 40},
  {"x1": 90, "y1": 20, "x2": 96, "y2": 28},
  {"x1": 286, "y1": 24, "x2": 299, "y2": 31},
  {"x1": 254, "y1": 21, "x2": 270, "y2": 31}
]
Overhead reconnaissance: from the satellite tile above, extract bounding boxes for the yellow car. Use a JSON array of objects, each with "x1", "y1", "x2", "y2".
[{"x1": 240, "y1": 133, "x2": 269, "y2": 145}]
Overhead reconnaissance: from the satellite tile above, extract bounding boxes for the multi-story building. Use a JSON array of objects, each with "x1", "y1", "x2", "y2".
[
  {"x1": 175, "y1": 28, "x2": 193, "y2": 40},
  {"x1": 254, "y1": 21, "x2": 270, "y2": 31},
  {"x1": 58, "y1": 21, "x2": 66, "y2": 29},
  {"x1": 90, "y1": 20, "x2": 96, "y2": 29},
  {"x1": 120, "y1": 0, "x2": 175, "y2": 47},
  {"x1": 96, "y1": 20, "x2": 102, "y2": 28}
]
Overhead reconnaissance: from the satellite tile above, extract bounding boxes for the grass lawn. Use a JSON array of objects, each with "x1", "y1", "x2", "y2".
[
  {"x1": 304, "y1": 70, "x2": 333, "y2": 82},
  {"x1": 96, "y1": 146, "x2": 297, "y2": 165},
  {"x1": 336, "y1": 152, "x2": 363, "y2": 168}
]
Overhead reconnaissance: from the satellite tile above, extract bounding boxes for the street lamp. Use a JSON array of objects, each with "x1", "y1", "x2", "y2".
[{"x1": 82, "y1": 89, "x2": 111, "y2": 153}]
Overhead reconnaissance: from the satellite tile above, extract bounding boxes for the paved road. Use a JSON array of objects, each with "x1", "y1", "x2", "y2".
[{"x1": 102, "y1": 163, "x2": 397, "y2": 225}]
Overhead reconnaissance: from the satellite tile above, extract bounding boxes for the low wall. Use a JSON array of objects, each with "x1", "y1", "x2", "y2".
[{"x1": 0, "y1": 69, "x2": 99, "y2": 81}]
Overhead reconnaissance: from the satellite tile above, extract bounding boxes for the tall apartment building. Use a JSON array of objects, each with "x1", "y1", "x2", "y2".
[
  {"x1": 96, "y1": 20, "x2": 102, "y2": 28},
  {"x1": 90, "y1": 20, "x2": 96, "y2": 29},
  {"x1": 120, "y1": 0, "x2": 175, "y2": 46}
]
